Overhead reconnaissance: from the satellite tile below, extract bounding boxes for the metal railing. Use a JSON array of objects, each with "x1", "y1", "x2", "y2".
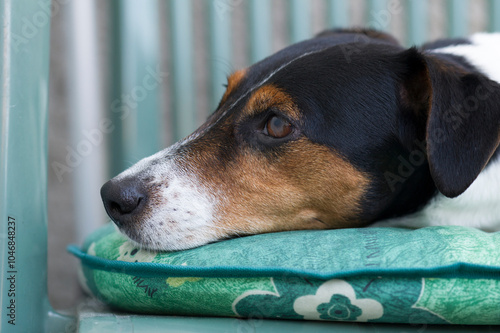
[
  {"x1": 1, "y1": 0, "x2": 499, "y2": 331},
  {"x1": 165, "y1": 0, "x2": 500, "y2": 153},
  {"x1": 66, "y1": 0, "x2": 500, "y2": 243},
  {"x1": 0, "y1": 1, "x2": 71, "y2": 332}
]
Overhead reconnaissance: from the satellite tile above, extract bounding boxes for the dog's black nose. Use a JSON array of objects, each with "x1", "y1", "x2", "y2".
[{"x1": 100, "y1": 178, "x2": 146, "y2": 226}]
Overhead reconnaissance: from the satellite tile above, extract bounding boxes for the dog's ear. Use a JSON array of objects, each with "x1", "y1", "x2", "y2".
[
  {"x1": 316, "y1": 28, "x2": 400, "y2": 45},
  {"x1": 398, "y1": 48, "x2": 500, "y2": 198}
]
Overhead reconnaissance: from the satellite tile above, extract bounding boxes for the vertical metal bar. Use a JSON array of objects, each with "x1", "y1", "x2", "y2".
[
  {"x1": 67, "y1": 0, "x2": 107, "y2": 241},
  {"x1": 447, "y1": 0, "x2": 468, "y2": 38},
  {"x1": 367, "y1": 0, "x2": 390, "y2": 31},
  {"x1": 111, "y1": 0, "x2": 162, "y2": 174},
  {"x1": 109, "y1": 1, "x2": 126, "y2": 176},
  {"x1": 328, "y1": 0, "x2": 350, "y2": 28},
  {"x1": 249, "y1": 0, "x2": 272, "y2": 63},
  {"x1": 289, "y1": 0, "x2": 311, "y2": 43},
  {"x1": 170, "y1": 0, "x2": 197, "y2": 141},
  {"x1": 489, "y1": 0, "x2": 500, "y2": 32},
  {"x1": 406, "y1": 0, "x2": 428, "y2": 46},
  {"x1": 0, "y1": 0, "x2": 67, "y2": 332},
  {"x1": 209, "y1": 0, "x2": 232, "y2": 111}
]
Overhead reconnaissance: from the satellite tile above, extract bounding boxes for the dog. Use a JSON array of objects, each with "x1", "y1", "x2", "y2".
[{"x1": 101, "y1": 28, "x2": 500, "y2": 251}]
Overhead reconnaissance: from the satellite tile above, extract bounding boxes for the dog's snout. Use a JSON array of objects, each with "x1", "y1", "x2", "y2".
[{"x1": 101, "y1": 178, "x2": 147, "y2": 226}]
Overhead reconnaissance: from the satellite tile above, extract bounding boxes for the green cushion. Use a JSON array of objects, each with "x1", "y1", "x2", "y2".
[{"x1": 69, "y1": 223, "x2": 500, "y2": 324}]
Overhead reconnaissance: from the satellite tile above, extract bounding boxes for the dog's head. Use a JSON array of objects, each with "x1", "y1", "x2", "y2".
[{"x1": 101, "y1": 29, "x2": 500, "y2": 250}]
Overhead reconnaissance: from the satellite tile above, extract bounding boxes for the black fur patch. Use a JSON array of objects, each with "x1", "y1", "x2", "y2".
[{"x1": 212, "y1": 30, "x2": 500, "y2": 224}]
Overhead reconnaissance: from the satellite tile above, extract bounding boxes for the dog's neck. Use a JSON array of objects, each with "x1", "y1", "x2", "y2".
[{"x1": 372, "y1": 155, "x2": 500, "y2": 231}]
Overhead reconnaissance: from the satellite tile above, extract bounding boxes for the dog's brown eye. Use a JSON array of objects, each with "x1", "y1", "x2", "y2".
[{"x1": 265, "y1": 116, "x2": 292, "y2": 138}]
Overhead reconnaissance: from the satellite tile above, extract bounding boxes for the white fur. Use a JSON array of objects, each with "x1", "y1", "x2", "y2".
[
  {"x1": 431, "y1": 33, "x2": 500, "y2": 83},
  {"x1": 113, "y1": 144, "x2": 219, "y2": 251},
  {"x1": 113, "y1": 47, "x2": 334, "y2": 250},
  {"x1": 372, "y1": 33, "x2": 500, "y2": 231},
  {"x1": 116, "y1": 34, "x2": 500, "y2": 249},
  {"x1": 371, "y1": 157, "x2": 500, "y2": 231}
]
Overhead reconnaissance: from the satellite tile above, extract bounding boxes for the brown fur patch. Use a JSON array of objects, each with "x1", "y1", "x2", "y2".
[
  {"x1": 241, "y1": 84, "x2": 300, "y2": 120},
  {"x1": 190, "y1": 137, "x2": 370, "y2": 238},
  {"x1": 427, "y1": 54, "x2": 469, "y2": 75},
  {"x1": 220, "y1": 69, "x2": 247, "y2": 105},
  {"x1": 400, "y1": 55, "x2": 432, "y2": 119}
]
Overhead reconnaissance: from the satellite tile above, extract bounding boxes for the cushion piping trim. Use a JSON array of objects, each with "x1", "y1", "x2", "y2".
[{"x1": 68, "y1": 245, "x2": 500, "y2": 280}]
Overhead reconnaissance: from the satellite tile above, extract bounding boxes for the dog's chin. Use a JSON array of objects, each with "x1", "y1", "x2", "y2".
[{"x1": 114, "y1": 222, "x2": 221, "y2": 252}]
